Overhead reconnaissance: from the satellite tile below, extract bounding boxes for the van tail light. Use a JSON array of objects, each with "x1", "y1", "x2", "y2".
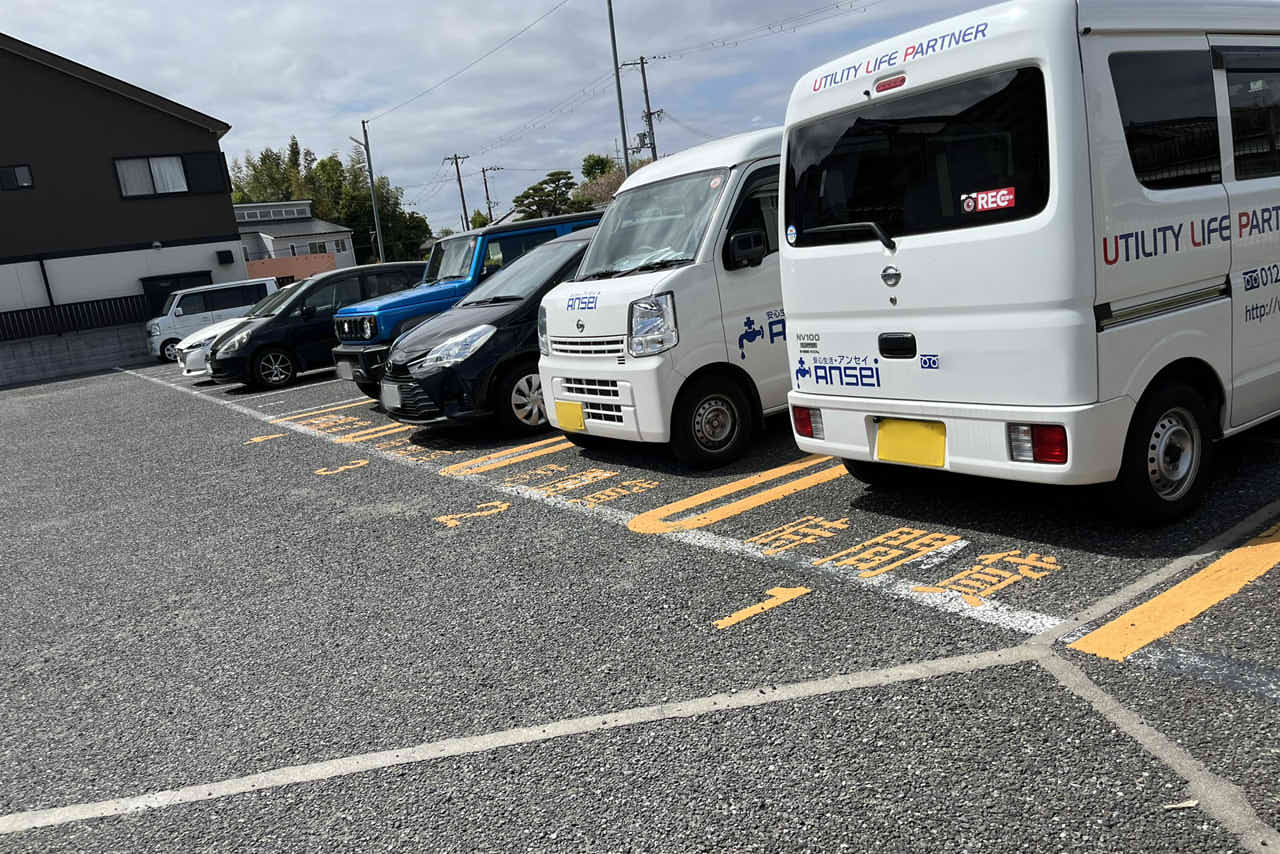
[
  {"x1": 792, "y1": 406, "x2": 824, "y2": 440},
  {"x1": 1008, "y1": 424, "x2": 1068, "y2": 465}
]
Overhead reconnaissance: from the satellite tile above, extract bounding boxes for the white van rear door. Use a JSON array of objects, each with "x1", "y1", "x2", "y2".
[
  {"x1": 1211, "y1": 37, "x2": 1280, "y2": 426},
  {"x1": 715, "y1": 162, "x2": 790, "y2": 411}
]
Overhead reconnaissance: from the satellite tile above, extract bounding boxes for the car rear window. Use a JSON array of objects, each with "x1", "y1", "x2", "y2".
[{"x1": 785, "y1": 67, "x2": 1050, "y2": 247}]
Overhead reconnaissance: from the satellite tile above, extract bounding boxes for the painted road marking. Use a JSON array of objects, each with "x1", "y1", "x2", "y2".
[
  {"x1": 243, "y1": 433, "x2": 286, "y2": 445},
  {"x1": 314, "y1": 460, "x2": 370, "y2": 476},
  {"x1": 440, "y1": 437, "x2": 574, "y2": 477},
  {"x1": 335, "y1": 423, "x2": 415, "y2": 444},
  {"x1": 270, "y1": 399, "x2": 372, "y2": 423},
  {"x1": 434, "y1": 501, "x2": 512, "y2": 528},
  {"x1": 628, "y1": 455, "x2": 846, "y2": 535},
  {"x1": 238, "y1": 377, "x2": 344, "y2": 400},
  {"x1": 1070, "y1": 521, "x2": 1280, "y2": 661},
  {"x1": 714, "y1": 586, "x2": 812, "y2": 630}
]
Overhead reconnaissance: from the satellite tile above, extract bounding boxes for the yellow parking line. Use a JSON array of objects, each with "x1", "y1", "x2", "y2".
[
  {"x1": 628, "y1": 455, "x2": 846, "y2": 535},
  {"x1": 335, "y1": 424, "x2": 415, "y2": 444},
  {"x1": 714, "y1": 587, "x2": 811, "y2": 630},
  {"x1": 440, "y1": 437, "x2": 573, "y2": 477},
  {"x1": 269, "y1": 400, "x2": 371, "y2": 423},
  {"x1": 1069, "y1": 521, "x2": 1280, "y2": 661}
]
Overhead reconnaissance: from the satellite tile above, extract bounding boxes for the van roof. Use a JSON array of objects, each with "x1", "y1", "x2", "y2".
[
  {"x1": 617, "y1": 127, "x2": 782, "y2": 195},
  {"x1": 170, "y1": 277, "x2": 276, "y2": 297},
  {"x1": 1079, "y1": 0, "x2": 1280, "y2": 32}
]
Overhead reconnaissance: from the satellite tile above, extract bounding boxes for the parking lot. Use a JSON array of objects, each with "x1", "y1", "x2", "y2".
[{"x1": 3, "y1": 363, "x2": 1278, "y2": 852}]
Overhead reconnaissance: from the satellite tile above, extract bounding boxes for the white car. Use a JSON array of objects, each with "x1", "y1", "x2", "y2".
[
  {"x1": 147, "y1": 277, "x2": 279, "y2": 361},
  {"x1": 175, "y1": 318, "x2": 251, "y2": 378}
]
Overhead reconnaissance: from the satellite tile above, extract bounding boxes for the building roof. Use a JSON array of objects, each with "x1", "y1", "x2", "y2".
[
  {"x1": 618, "y1": 127, "x2": 782, "y2": 194},
  {"x1": 242, "y1": 218, "x2": 353, "y2": 238},
  {"x1": 0, "y1": 32, "x2": 231, "y2": 137}
]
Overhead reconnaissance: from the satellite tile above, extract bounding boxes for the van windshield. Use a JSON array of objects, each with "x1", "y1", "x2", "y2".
[
  {"x1": 161, "y1": 294, "x2": 178, "y2": 315},
  {"x1": 576, "y1": 169, "x2": 728, "y2": 281},
  {"x1": 425, "y1": 236, "x2": 478, "y2": 283},
  {"x1": 786, "y1": 67, "x2": 1049, "y2": 247}
]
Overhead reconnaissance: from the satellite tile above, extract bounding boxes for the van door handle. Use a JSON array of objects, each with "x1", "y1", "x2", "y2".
[{"x1": 878, "y1": 333, "x2": 917, "y2": 359}]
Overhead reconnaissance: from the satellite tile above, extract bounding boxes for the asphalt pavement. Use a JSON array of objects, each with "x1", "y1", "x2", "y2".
[{"x1": 1, "y1": 363, "x2": 1277, "y2": 852}]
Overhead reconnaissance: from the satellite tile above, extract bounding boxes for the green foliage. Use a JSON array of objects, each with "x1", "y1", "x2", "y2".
[
  {"x1": 581, "y1": 153, "x2": 616, "y2": 181},
  {"x1": 571, "y1": 158, "x2": 650, "y2": 209},
  {"x1": 232, "y1": 138, "x2": 433, "y2": 263},
  {"x1": 511, "y1": 170, "x2": 590, "y2": 220},
  {"x1": 470, "y1": 209, "x2": 492, "y2": 229}
]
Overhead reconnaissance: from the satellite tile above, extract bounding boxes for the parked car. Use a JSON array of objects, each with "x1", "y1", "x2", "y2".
[
  {"x1": 175, "y1": 284, "x2": 298, "y2": 378},
  {"x1": 380, "y1": 228, "x2": 596, "y2": 433},
  {"x1": 333, "y1": 211, "x2": 601, "y2": 398},
  {"x1": 208, "y1": 262, "x2": 424, "y2": 388},
  {"x1": 146, "y1": 277, "x2": 279, "y2": 362}
]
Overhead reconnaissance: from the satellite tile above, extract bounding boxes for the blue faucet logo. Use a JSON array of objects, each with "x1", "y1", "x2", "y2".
[
  {"x1": 795, "y1": 358, "x2": 811, "y2": 382},
  {"x1": 738, "y1": 316, "x2": 765, "y2": 359}
]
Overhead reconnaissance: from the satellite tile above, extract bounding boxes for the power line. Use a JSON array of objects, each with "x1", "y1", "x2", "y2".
[
  {"x1": 367, "y1": 0, "x2": 571, "y2": 123},
  {"x1": 661, "y1": 111, "x2": 716, "y2": 141},
  {"x1": 647, "y1": 0, "x2": 887, "y2": 62}
]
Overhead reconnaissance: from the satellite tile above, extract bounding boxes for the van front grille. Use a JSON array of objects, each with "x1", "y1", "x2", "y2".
[
  {"x1": 563, "y1": 378, "x2": 619, "y2": 398},
  {"x1": 584, "y1": 402, "x2": 624, "y2": 424},
  {"x1": 549, "y1": 336, "x2": 626, "y2": 356}
]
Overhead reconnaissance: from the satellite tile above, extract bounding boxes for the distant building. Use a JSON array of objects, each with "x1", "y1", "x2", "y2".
[
  {"x1": 0, "y1": 32, "x2": 246, "y2": 386},
  {"x1": 235, "y1": 201, "x2": 355, "y2": 283}
]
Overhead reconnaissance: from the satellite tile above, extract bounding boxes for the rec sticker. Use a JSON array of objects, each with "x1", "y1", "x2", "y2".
[{"x1": 961, "y1": 187, "x2": 1016, "y2": 213}]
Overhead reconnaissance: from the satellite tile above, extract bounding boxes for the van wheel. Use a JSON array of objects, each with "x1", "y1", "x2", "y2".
[
  {"x1": 356, "y1": 381, "x2": 381, "y2": 400},
  {"x1": 671, "y1": 375, "x2": 752, "y2": 468},
  {"x1": 159, "y1": 339, "x2": 180, "y2": 362},
  {"x1": 493, "y1": 361, "x2": 547, "y2": 434},
  {"x1": 253, "y1": 348, "x2": 297, "y2": 388},
  {"x1": 842, "y1": 459, "x2": 903, "y2": 488},
  {"x1": 1111, "y1": 382, "x2": 1215, "y2": 524}
]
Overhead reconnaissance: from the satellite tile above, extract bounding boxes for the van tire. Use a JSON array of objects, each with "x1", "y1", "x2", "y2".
[
  {"x1": 159, "y1": 339, "x2": 180, "y2": 362},
  {"x1": 356, "y1": 381, "x2": 381, "y2": 400},
  {"x1": 671, "y1": 374, "x2": 753, "y2": 468},
  {"x1": 842, "y1": 459, "x2": 903, "y2": 488},
  {"x1": 1111, "y1": 382, "x2": 1215, "y2": 524},
  {"x1": 252, "y1": 347, "x2": 297, "y2": 388},
  {"x1": 493, "y1": 361, "x2": 548, "y2": 435}
]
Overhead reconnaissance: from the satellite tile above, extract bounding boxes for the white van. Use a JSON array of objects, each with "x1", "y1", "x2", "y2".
[
  {"x1": 780, "y1": 0, "x2": 1280, "y2": 521},
  {"x1": 146, "y1": 277, "x2": 278, "y2": 361},
  {"x1": 538, "y1": 128, "x2": 788, "y2": 466}
]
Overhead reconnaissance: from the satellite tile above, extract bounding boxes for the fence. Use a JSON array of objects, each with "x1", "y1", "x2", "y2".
[{"x1": 0, "y1": 294, "x2": 151, "y2": 342}]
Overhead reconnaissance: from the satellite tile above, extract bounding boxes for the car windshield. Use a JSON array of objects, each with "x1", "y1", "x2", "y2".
[
  {"x1": 424, "y1": 236, "x2": 478, "y2": 283},
  {"x1": 576, "y1": 169, "x2": 728, "y2": 281},
  {"x1": 458, "y1": 240, "x2": 587, "y2": 306},
  {"x1": 251, "y1": 283, "x2": 302, "y2": 317}
]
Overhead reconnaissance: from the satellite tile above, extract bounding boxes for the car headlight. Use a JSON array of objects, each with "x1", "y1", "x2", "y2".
[
  {"x1": 361, "y1": 316, "x2": 377, "y2": 340},
  {"x1": 628, "y1": 292, "x2": 678, "y2": 357},
  {"x1": 537, "y1": 304, "x2": 549, "y2": 356},
  {"x1": 412, "y1": 324, "x2": 496, "y2": 368},
  {"x1": 219, "y1": 330, "x2": 252, "y2": 356}
]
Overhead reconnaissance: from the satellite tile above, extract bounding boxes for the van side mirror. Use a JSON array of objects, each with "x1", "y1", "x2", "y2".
[
  {"x1": 174, "y1": 307, "x2": 184, "y2": 317},
  {"x1": 726, "y1": 229, "x2": 768, "y2": 269}
]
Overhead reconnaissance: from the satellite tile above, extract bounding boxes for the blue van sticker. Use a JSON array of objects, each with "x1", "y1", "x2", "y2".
[{"x1": 738, "y1": 312, "x2": 787, "y2": 360}]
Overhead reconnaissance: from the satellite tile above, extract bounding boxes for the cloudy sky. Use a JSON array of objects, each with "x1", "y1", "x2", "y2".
[{"x1": 8, "y1": 0, "x2": 979, "y2": 231}]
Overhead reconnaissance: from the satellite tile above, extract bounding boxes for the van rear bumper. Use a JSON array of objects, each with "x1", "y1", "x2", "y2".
[{"x1": 787, "y1": 391, "x2": 1134, "y2": 486}]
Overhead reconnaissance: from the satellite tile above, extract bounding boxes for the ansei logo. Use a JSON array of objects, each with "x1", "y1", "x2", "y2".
[{"x1": 961, "y1": 187, "x2": 1016, "y2": 213}]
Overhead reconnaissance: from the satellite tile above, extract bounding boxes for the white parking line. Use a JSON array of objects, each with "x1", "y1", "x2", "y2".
[{"x1": 235, "y1": 376, "x2": 344, "y2": 400}]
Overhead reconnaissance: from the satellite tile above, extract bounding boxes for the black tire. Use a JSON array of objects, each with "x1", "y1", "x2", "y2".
[
  {"x1": 842, "y1": 459, "x2": 904, "y2": 487},
  {"x1": 252, "y1": 347, "x2": 297, "y2": 389},
  {"x1": 492, "y1": 361, "x2": 548, "y2": 435},
  {"x1": 1110, "y1": 382, "x2": 1216, "y2": 524},
  {"x1": 670, "y1": 374, "x2": 753, "y2": 468},
  {"x1": 159, "y1": 339, "x2": 180, "y2": 363},
  {"x1": 356, "y1": 380, "x2": 381, "y2": 400},
  {"x1": 564, "y1": 432, "x2": 609, "y2": 450}
]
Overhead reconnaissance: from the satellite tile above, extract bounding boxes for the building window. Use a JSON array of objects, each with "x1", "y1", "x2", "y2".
[
  {"x1": 335, "y1": 238, "x2": 348, "y2": 253},
  {"x1": 1109, "y1": 51, "x2": 1221, "y2": 190},
  {"x1": 114, "y1": 152, "x2": 229, "y2": 198},
  {"x1": 308, "y1": 241, "x2": 328, "y2": 254},
  {"x1": 289, "y1": 244, "x2": 298, "y2": 257},
  {"x1": 0, "y1": 164, "x2": 34, "y2": 190}
]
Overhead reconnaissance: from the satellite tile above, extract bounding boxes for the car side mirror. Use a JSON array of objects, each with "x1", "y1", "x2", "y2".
[
  {"x1": 727, "y1": 229, "x2": 768, "y2": 269},
  {"x1": 174, "y1": 308, "x2": 184, "y2": 317},
  {"x1": 300, "y1": 304, "x2": 316, "y2": 320}
]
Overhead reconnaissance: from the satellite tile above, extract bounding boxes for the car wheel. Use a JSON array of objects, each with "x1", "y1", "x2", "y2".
[
  {"x1": 494, "y1": 362, "x2": 548, "y2": 434},
  {"x1": 356, "y1": 380, "x2": 381, "y2": 400},
  {"x1": 1110, "y1": 382, "x2": 1215, "y2": 524},
  {"x1": 159, "y1": 339, "x2": 180, "y2": 362},
  {"x1": 842, "y1": 459, "x2": 905, "y2": 487},
  {"x1": 671, "y1": 375, "x2": 753, "y2": 468},
  {"x1": 253, "y1": 348, "x2": 297, "y2": 389}
]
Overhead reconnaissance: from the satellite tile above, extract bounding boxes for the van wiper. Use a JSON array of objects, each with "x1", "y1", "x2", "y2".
[
  {"x1": 573, "y1": 269, "x2": 629, "y2": 282},
  {"x1": 806, "y1": 221, "x2": 896, "y2": 252},
  {"x1": 620, "y1": 257, "x2": 694, "y2": 277}
]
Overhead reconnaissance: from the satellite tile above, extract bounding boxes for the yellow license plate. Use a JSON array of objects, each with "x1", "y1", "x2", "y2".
[
  {"x1": 876, "y1": 419, "x2": 946, "y2": 468},
  {"x1": 556, "y1": 401, "x2": 586, "y2": 432}
]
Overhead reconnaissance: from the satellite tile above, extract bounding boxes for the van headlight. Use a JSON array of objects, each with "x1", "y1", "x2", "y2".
[
  {"x1": 537, "y1": 305, "x2": 549, "y2": 356},
  {"x1": 628, "y1": 292, "x2": 678, "y2": 357},
  {"x1": 413, "y1": 324, "x2": 496, "y2": 368},
  {"x1": 147, "y1": 323, "x2": 160, "y2": 337}
]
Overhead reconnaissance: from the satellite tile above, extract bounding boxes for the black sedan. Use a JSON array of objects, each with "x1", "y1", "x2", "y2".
[{"x1": 380, "y1": 228, "x2": 594, "y2": 433}]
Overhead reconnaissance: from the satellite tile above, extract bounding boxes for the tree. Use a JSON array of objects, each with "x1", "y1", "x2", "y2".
[
  {"x1": 470, "y1": 209, "x2": 491, "y2": 229},
  {"x1": 511, "y1": 170, "x2": 587, "y2": 220},
  {"x1": 581, "y1": 153, "x2": 616, "y2": 181},
  {"x1": 571, "y1": 158, "x2": 650, "y2": 209}
]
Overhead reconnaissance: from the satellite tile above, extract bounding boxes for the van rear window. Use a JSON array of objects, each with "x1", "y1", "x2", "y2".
[{"x1": 785, "y1": 68, "x2": 1049, "y2": 248}]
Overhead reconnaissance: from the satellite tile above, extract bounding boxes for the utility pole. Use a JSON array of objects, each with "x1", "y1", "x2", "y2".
[
  {"x1": 606, "y1": 0, "x2": 630, "y2": 176},
  {"x1": 444, "y1": 154, "x2": 470, "y2": 232},
  {"x1": 621, "y1": 56, "x2": 660, "y2": 161},
  {"x1": 349, "y1": 121, "x2": 385, "y2": 262},
  {"x1": 480, "y1": 166, "x2": 503, "y2": 223}
]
